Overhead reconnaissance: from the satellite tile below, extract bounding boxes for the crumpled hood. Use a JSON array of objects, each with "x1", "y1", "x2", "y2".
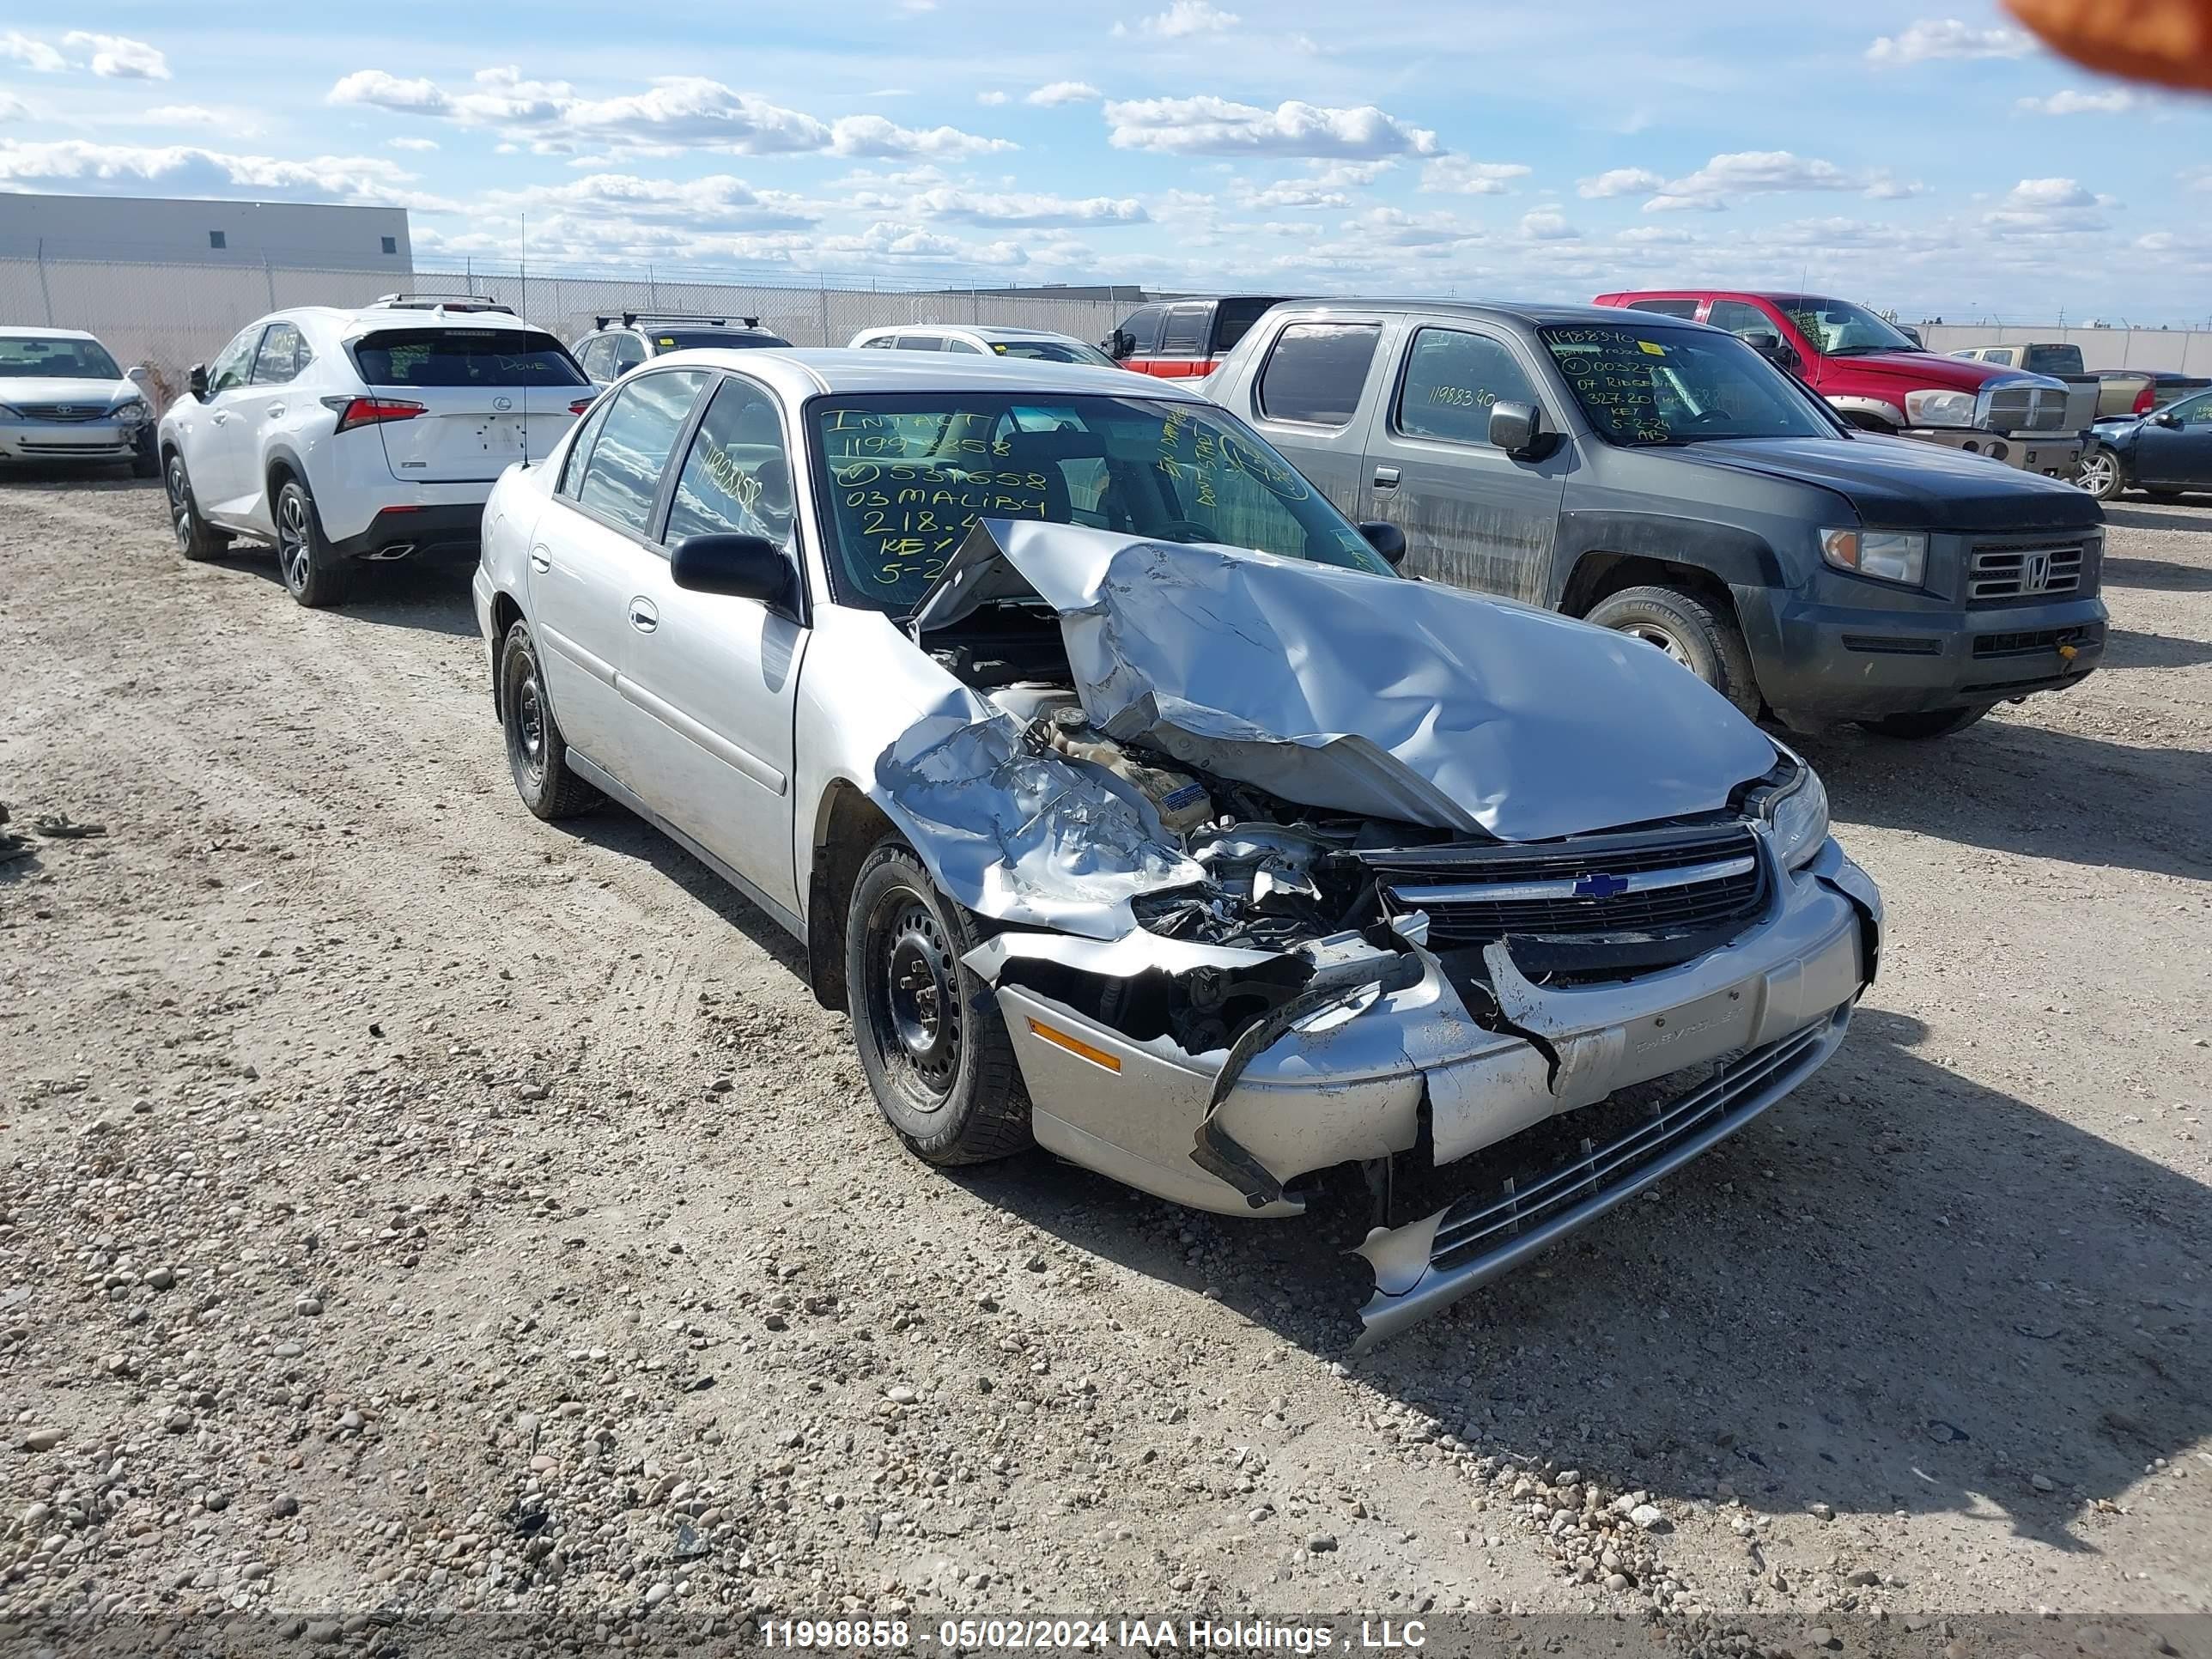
[
  {"x1": 1662, "y1": 435, "x2": 2105, "y2": 532},
  {"x1": 913, "y1": 521, "x2": 1779, "y2": 843},
  {"x1": 0, "y1": 375, "x2": 136, "y2": 409}
]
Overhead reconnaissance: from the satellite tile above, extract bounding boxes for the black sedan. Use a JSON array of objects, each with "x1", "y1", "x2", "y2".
[{"x1": 2080, "y1": 388, "x2": 2212, "y2": 501}]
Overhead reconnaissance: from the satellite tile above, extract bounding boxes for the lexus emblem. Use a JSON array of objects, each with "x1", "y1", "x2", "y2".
[
  {"x1": 492, "y1": 395, "x2": 514, "y2": 411},
  {"x1": 2022, "y1": 550, "x2": 2051, "y2": 593}
]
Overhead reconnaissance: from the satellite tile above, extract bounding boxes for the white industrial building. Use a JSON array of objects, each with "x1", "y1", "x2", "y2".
[{"x1": 0, "y1": 192, "x2": 411, "y2": 270}]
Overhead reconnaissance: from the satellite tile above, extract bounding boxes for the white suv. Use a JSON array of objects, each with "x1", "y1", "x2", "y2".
[{"x1": 157, "y1": 295, "x2": 594, "y2": 607}]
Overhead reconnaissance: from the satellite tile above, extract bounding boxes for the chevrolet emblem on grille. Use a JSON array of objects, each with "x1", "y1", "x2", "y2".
[
  {"x1": 1573, "y1": 872, "x2": 1630, "y2": 899},
  {"x1": 2022, "y1": 550, "x2": 2051, "y2": 593}
]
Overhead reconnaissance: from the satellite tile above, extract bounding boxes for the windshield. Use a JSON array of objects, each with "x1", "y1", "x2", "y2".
[
  {"x1": 352, "y1": 328, "x2": 586, "y2": 387},
  {"x1": 812, "y1": 392, "x2": 1392, "y2": 611},
  {"x1": 0, "y1": 336, "x2": 123, "y2": 380},
  {"x1": 988, "y1": 338, "x2": 1118, "y2": 368},
  {"x1": 1777, "y1": 297, "x2": 1920, "y2": 356},
  {"x1": 651, "y1": 329, "x2": 791, "y2": 352},
  {"x1": 1542, "y1": 325, "x2": 1838, "y2": 446}
]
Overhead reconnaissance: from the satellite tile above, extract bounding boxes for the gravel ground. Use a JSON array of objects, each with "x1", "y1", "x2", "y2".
[{"x1": 1, "y1": 478, "x2": 2206, "y2": 1648}]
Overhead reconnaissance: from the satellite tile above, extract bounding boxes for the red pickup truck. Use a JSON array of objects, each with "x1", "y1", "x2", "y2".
[{"x1": 1594, "y1": 289, "x2": 2092, "y2": 479}]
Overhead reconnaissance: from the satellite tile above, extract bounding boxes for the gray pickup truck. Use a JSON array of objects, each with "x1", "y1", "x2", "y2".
[{"x1": 1202, "y1": 301, "x2": 2109, "y2": 739}]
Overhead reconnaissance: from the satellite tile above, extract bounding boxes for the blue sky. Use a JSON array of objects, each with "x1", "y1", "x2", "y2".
[{"x1": 1, "y1": 1, "x2": 2206, "y2": 321}]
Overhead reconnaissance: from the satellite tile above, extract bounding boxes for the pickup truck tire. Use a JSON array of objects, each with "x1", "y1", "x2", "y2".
[
  {"x1": 165, "y1": 453, "x2": 230, "y2": 562},
  {"x1": 1857, "y1": 705, "x2": 1990, "y2": 739},
  {"x1": 498, "y1": 619, "x2": 602, "y2": 820},
  {"x1": 273, "y1": 477, "x2": 350, "y2": 609},
  {"x1": 847, "y1": 838, "x2": 1032, "y2": 1167},
  {"x1": 1584, "y1": 586, "x2": 1761, "y2": 718},
  {"x1": 2075, "y1": 446, "x2": 2124, "y2": 501}
]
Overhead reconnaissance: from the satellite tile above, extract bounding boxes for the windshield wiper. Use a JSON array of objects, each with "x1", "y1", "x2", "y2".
[{"x1": 1824, "y1": 346, "x2": 1898, "y2": 356}]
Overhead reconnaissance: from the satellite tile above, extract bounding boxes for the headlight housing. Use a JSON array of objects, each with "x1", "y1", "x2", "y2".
[
  {"x1": 111, "y1": 398, "x2": 149, "y2": 425},
  {"x1": 1763, "y1": 757, "x2": 1831, "y2": 872},
  {"x1": 1820, "y1": 526, "x2": 1927, "y2": 586},
  {"x1": 1904, "y1": 387, "x2": 1977, "y2": 428}
]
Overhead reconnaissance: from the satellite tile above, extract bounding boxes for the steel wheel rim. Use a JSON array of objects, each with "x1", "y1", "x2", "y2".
[
  {"x1": 2078, "y1": 453, "x2": 2118, "y2": 495},
  {"x1": 167, "y1": 459, "x2": 193, "y2": 550},
  {"x1": 513, "y1": 670, "x2": 546, "y2": 786},
  {"x1": 277, "y1": 491, "x2": 312, "y2": 590},
  {"x1": 1623, "y1": 622, "x2": 1693, "y2": 670},
  {"x1": 870, "y1": 896, "x2": 960, "y2": 1108}
]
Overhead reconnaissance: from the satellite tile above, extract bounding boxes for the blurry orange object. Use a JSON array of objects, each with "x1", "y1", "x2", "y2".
[{"x1": 2006, "y1": 0, "x2": 2212, "y2": 91}]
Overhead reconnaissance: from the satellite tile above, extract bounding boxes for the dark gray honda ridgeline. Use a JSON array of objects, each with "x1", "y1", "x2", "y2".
[{"x1": 1201, "y1": 300, "x2": 2108, "y2": 740}]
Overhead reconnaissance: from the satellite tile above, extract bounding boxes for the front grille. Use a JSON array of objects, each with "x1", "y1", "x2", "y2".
[
  {"x1": 1972, "y1": 623, "x2": 2097, "y2": 659},
  {"x1": 1982, "y1": 383, "x2": 2069, "y2": 433},
  {"x1": 15, "y1": 404, "x2": 106, "y2": 422},
  {"x1": 1967, "y1": 538, "x2": 2085, "y2": 601},
  {"x1": 1355, "y1": 823, "x2": 1766, "y2": 948}
]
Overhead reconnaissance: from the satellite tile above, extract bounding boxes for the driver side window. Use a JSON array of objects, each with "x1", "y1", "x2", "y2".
[
  {"x1": 2172, "y1": 392, "x2": 2212, "y2": 426},
  {"x1": 209, "y1": 325, "x2": 261, "y2": 394},
  {"x1": 1705, "y1": 300, "x2": 1776, "y2": 341}
]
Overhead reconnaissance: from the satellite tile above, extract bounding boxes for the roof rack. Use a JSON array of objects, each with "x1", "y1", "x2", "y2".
[
  {"x1": 372, "y1": 293, "x2": 518, "y2": 315},
  {"x1": 596, "y1": 311, "x2": 763, "y2": 331}
]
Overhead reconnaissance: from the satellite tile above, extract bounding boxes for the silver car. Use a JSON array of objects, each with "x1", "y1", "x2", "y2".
[
  {"x1": 473, "y1": 350, "x2": 1882, "y2": 1346},
  {"x1": 0, "y1": 326, "x2": 157, "y2": 476}
]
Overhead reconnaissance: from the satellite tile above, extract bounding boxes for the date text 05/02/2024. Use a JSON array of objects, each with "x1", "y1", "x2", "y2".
[{"x1": 758, "y1": 1619, "x2": 1429, "y2": 1651}]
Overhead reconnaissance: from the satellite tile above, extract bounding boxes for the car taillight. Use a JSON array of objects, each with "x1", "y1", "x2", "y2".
[
  {"x1": 568, "y1": 397, "x2": 596, "y2": 416},
  {"x1": 320, "y1": 395, "x2": 426, "y2": 433},
  {"x1": 2134, "y1": 384, "x2": 2154, "y2": 416}
]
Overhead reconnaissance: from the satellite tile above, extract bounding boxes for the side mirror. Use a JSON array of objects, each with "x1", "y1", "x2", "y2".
[
  {"x1": 187, "y1": 363, "x2": 210, "y2": 400},
  {"x1": 1103, "y1": 328, "x2": 1133, "y2": 361},
  {"x1": 1488, "y1": 400, "x2": 1547, "y2": 459},
  {"x1": 2154, "y1": 410, "x2": 2184, "y2": 429},
  {"x1": 1358, "y1": 520, "x2": 1407, "y2": 567},
  {"x1": 670, "y1": 533, "x2": 793, "y2": 605},
  {"x1": 126, "y1": 365, "x2": 149, "y2": 386},
  {"x1": 1741, "y1": 331, "x2": 1802, "y2": 372}
]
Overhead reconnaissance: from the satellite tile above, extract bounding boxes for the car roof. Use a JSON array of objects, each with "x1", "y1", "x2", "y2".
[
  {"x1": 275, "y1": 305, "x2": 551, "y2": 334},
  {"x1": 0, "y1": 325, "x2": 104, "y2": 343},
  {"x1": 1264, "y1": 297, "x2": 1705, "y2": 330},
  {"x1": 854, "y1": 324, "x2": 1090, "y2": 343},
  {"x1": 645, "y1": 346, "x2": 1212, "y2": 400}
]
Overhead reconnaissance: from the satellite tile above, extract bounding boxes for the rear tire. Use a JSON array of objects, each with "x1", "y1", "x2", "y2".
[
  {"x1": 165, "y1": 453, "x2": 229, "y2": 562},
  {"x1": 274, "y1": 477, "x2": 350, "y2": 609},
  {"x1": 1857, "y1": 705, "x2": 1991, "y2": 740},
  {"x1": 498, "y1": 619, "x2": 601, "y2": 820},
  {"x1": 1585, "y1": 584, "x2": 1761, "y2": 718},
  {"x1": 845, "y1": 839, "x2": 1031, "y2": 1166}
]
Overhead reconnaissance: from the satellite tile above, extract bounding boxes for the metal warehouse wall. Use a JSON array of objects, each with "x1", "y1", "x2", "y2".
[{"x1": 1918, "y1": 324, "x2": 2212, "y2": 373}]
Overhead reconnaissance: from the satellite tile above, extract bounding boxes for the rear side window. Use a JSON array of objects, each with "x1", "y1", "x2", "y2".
[
  {"x1": 574, "y1": 370, "x2": 709, "y2": 536},
  {"x1": 1395, "y1": 328, "x2": 1538, "y2": 446},
  {"x1": 252, "y1": 321, "x2": 309, "y2": 385},
  {"x1": 1624, "y1": 298, "x2": 1699, "y2": 319},
  {"x1": 1159, "y1": 304, "x2": 1207, "y2": 355},
  {"x1": 1213, "y1": 298, "x2": 1286, "y2": 355},
  {"x1": 1256, "y1": 322, "x2": 1382, "y2": 427},
  {"x1": 352, "y1": 327, "x2": 586, "y2": 387},
  {"x1": 893, "y1": 336, "x2": 945, "y2": 352}
]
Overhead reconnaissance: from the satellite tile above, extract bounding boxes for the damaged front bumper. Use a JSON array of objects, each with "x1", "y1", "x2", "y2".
[{"x1": 971, "y1": 836, "x2": 1881, "y2": 1344}]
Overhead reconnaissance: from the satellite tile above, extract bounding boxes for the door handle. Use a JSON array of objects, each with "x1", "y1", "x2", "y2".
[
  {"x1": 530, "y1": 547, "x2": 550, "y2": 574},
  {"x1": 1372, "y1": 465, "x2": 1401, "y2": 489},
  {"x1": 628, "y1": 598, "x2": 659, "y2": 634},
  {"x1": 267, "y1": 404, "x2": 286, "y2": 419},
  {"x1": 210, "y1": 410, "x2": 230, "y2": 425}
]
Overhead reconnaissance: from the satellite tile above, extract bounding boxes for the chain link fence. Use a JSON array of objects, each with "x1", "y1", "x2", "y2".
[{"x1": 0, "y1": 254, "x2": 1133, "y2": 404}]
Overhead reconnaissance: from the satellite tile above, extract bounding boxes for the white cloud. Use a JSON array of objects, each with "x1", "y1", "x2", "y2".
[
  {"x1": 1614, "y1": 224, "x2": 1693, "y2": 245},
  {"x1": 0, "y1": 31, "x2": 64, "y2": 72},
  {"x1": 1338, "y1": 205, "x2": 1481, "y2": 248},
  {"x1": 2004, "y1": 176, "x2": 2095, "y2": 208},
  {"x1": 0, "y1": 92, "x2": 25, "y2": 121},
  {"x1": 386, "y1": 136, "x2": 440, "y2": 152},
  {"x1": 1519, "y1": 210, "x2": 1577, "y2": 240},
  {"x1": 1641, "y1": 150, "x2": 1921, "y2": 212},
  {"x1": 901, "y1": 185, "x2": 1146, "y2": 227},
  {"x1": 827, "y1": 112, "x2": 1016, "y2": 159},
  {"x1": 61, "y1": 32, "x2": 168, "y2": 80},
  {"x1": 0, "y1": 138, "x2": 438, "y2": 207},
  {"x1": 975, "y1": 90, "x2": 1009, "y2": 105},
  {"x1": 1121, "y1": 1, "x2": 1239, "y2": 37},
  {"x1": 1867, "y1": 18, "x2": 2033, "y2": 65},
  {"x1": 328, "y1": 70, "x2": 450, "y2": 112},
  {"x1": 2015, "y1": 88, "x2": 2141, "y2": 115},
  {"x1": 1104, "y1": 95, "x2": 1438, "y2": 158},
  {"x1": 1026, "y1": 81, "x2": 1101, "y2": 106},
  {"x1": 1578, "y1": 167, "x2": 1666, "y2": 199},
  {"x1": 143, "y1": 105, "x2": 241, "y2": 131},
  {"x1": 1421, "y1": 156, "x2": 1532, "y2": 196},
  {"x1": 485, "y1": 172, "x2": 818, "y2": 233}
]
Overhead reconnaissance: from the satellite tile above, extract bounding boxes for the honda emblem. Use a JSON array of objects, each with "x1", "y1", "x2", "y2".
[{"x1": 2022, "y1": 550, "x2": 2051, "y2": 593}]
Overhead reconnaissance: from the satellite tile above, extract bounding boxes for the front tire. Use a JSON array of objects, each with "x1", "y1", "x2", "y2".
[
  {"x1": 845, "y1": 839, "x2": 1030, "y2": 1166},
  {"x1": 2075, "y1": 446, "x2": 2124, "y2": 501},
  {"x1": 1857, "y1": 705, "x2": 1991, "y2": 740},
  {"x1": 1585, "y1": 584, "x2": 1762, "y2": 718},
  {"x1": 165, "y1": 453, "x2": 229, "y2": 562},
  {"x1": 498, "y1": 619, "x2": 600, "y2": 820},
  {"x1": 273, "y1": 477, "x2": 349, "y2": 608}
]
